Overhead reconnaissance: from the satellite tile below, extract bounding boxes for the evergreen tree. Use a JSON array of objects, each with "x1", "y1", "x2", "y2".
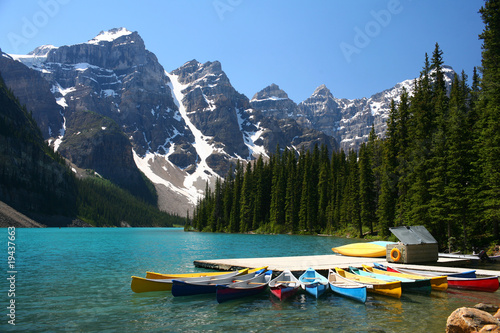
[
  {"x1": 284, "y1": 151, "x2": 298, "y2": 233},
  {"x1": 377, "y1": 100, "x2": 398, "y2": 236},
  {"x1": 270, "y1": 148, "x2": 286, "y2": 232},
  {"x1": 223, "y1": 167, "x2": 234, "y2": 231},
  {"x1": 476, "y1": 0, "x2": 500, "y2": 241},
  {"x1": 333, "y1": 149, "x2": 347, "y2": 231},
  {"x1": 445, "y1": 73, "x2": 473, "y2": 250},
  {"x1": 210, "y1": 178, "x2": 223, "y2": 232},
  {"x1": 427, "y1": 44, "x2": 450, "y2": 242},
  {"x1": 298, "y1": 150, "x2": 311, "y2": 232},
  {"x1": 359, "y1": 142, "x2": 376, "y2": 234},
  {"x1": 395, "y1": 88, "x2": 411, "y2": 225},
  {"x1": 229, "y1": 161, "x2": 242, "y2": 233},
  {"x1": 239, "y1": 163, "x2": 253, "y2": 232},
  {"x1": 308, "y1": 145, "x2": 321, "y2": 231},
  {"x1": 405, "y1": 55, "x2": 434, "y2": 227},
  {"x1": 317, "y1": 150, "x2": 331, "y2": 232},
  {"x1": 252, "y1": 156, "x2": 265, "y2": 230}
]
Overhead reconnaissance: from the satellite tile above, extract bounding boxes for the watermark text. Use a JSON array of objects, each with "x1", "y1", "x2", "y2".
[
  {"x1": 6, "y1": 227, "x2": 16, "y2": 326},
  {"x1": 340, "y1": 0, "x2": 404, "y2": 63},
  {"x1": 7, "y1": 0, "x2": 71, "y2": 53}
]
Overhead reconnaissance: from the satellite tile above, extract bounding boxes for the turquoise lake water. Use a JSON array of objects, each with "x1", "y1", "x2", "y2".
[{"x1": 1, "y1": 227, "x2": 499, "y2": 332}]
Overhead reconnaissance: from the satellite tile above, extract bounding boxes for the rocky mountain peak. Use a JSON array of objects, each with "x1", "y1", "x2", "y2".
[
  {"x1": 27, "y1": 45, "x2": 58, "y2": 57},
  {"x1": 45, "y1": 28, "x2": 147, "y2": 70},
  {"x1": 312, "y1": 84, "x2": 332, "y2": 97},
  {"x1": 251, "y1": 83, "x2": 289, "y2": 101},
  {"x1": 172, "y1": 60, "x2": 226, "y2": 86}
]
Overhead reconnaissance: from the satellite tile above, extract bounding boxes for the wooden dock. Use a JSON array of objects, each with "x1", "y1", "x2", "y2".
[{"x1": 193, "y1": 254, "x2": 500, "y2": 277}]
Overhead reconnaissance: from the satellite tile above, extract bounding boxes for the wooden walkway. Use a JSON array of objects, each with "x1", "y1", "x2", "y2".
[{"x1": 193, "y1": 254, "x2": 500, "y2": 277}]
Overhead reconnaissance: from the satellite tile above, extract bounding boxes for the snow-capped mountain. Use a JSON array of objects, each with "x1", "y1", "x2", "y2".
[
  {"x1": 297, "y1": 66, "x2": 455, "y2": 150},
  {"x1": 1, "y1": 28, "x2": 336, "y2": 216},
  {"x1": 250, "y1": 67, "x2": 455, "y2": 151},
  {"x1": 1, "y1": 27, "x2": 454, "y2": 215}
]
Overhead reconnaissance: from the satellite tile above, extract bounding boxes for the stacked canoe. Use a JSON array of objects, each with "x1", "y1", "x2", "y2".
[{"x1": 130, "y1": 264, "x2": 499, "y2": 304}]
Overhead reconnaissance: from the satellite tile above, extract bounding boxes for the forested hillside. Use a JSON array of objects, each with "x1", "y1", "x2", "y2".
[{"x1": 190, "y1": 1, "x2": 500, "y2": 252}]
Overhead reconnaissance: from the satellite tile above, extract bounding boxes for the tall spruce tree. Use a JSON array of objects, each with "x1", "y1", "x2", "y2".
[
  {"x1": 298, "y1": 150, "x2": 311, "y2": 232},
  {"x1": 229, "y1": 161, "x2": 242, "y2": 233},
  {"x1": 427, "y1": 44, "x2": 450, "y2": 243},
  {"x1": 284, "y1": 151, "x2": 298, "y2": 233},
  {"x1": 476, "y1": 0, "x2": 500, "y2": 241},
  {"x1": 239, "y1": 162, "x2": 253, "y2": 232},
  {"x1": 395, "y1": 88, "x2": 411, "y2": 225},
  {"x1": 405, "y1": 55, "x2": 434, "y2": 227},
  {"x1": 270, "y1": 148, "x2": 286, "y2": 232},
  {"x1": 252, "y1": 155, "x2": 265, "y2": 230},
  {"x1": 359, "y1": 142, "x2": 376, "y2": 234},
  {"x1": 445, "y1": 73, "x2": 473, "y2": 250},
  {"x1": 377, "y1": 100, "x2": 398, "y2": 236}
]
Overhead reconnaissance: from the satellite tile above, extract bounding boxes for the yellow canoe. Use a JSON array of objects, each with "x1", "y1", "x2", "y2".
[
  {"x1": 335, "y1": 267, "x2": 402, "y2": 299},
  {"x1": 365, "y1": 265, "x2": 448, "y2": 291},
  {"x1": 332, "y1": 243, "x2": 386, "y2": 257},
  {"x1": 131, "y1": 267, "x2": 267, "y2": 293}
]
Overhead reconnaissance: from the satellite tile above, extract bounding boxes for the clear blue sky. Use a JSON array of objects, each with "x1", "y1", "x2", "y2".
[{"x1": 0, "y1": 0, "x2": 485, "y2": 102}]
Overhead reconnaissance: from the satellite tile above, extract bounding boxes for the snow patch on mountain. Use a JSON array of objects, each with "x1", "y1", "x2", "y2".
[
  {"x1": 166, "y1": 71, "x2": 219, "y2": 201},
  {"x1": 236, "y1": 109, "x2": 268, "y2": 159},
  {"x1": 9, "y1": 53, "x2": 48, "y2": 69},
  {"x1": 87, "y1": 28, "x2": 132, "y2": 45}
]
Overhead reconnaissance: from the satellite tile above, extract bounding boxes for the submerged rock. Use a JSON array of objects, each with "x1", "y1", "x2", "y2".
[
  {"x1": 446, "y1": 307, "x2": 500, "y2": 333},
  {"x1": 475, "y1": 304, "x2": 500, "y2": 314}
]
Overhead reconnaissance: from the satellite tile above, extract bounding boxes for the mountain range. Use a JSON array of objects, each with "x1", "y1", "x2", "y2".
[{"x1": 0, "y1": 28, "x2": 454, "y2": 216}]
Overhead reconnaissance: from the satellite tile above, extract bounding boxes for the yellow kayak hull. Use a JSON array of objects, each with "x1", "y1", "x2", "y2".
[
  {"x1": 336, "y1": 267, "x2": 401, "y2": 298},
  {"x1": 367, "y1": 266, "x2": 448, "y2": 291},
  {"x1": 332, "y1": 243, "x2": 386, "y2": 257}
]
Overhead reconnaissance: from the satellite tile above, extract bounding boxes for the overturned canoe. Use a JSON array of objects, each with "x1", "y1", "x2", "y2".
[{"x1": 332, "y1": 242, "x2": 388, "y2": 257}]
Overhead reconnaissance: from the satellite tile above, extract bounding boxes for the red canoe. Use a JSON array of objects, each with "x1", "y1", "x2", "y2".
[
  {"x1": 446, "y1": 276, "x2": 499, "y2": 292},
  {"x1": 385, "y1": 265, "x2": 499, "y2": 292},
  {"x1": 269, "y1": 270, "x2": 300, "y2": 300}
]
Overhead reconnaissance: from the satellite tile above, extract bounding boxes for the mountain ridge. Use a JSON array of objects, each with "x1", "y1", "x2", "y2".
[{"x1": 2, "y1": 27, "x2": 454, "y2": 216}]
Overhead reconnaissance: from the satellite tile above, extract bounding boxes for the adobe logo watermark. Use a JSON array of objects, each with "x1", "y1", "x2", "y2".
[
  {"x1": 340, "y1": 0, "x2": 404, "y2": 63},
  {"x1": 6, "y1": 0, "x2": 71, "y2": 53},
  {"x1": 213, "y1": 0, "x2": 243, "y2": 21}
]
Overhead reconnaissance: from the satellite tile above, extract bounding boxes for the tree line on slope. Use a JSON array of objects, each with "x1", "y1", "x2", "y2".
[{"x1": 189, "y1": 0, "x2": 500, "y2": 252}]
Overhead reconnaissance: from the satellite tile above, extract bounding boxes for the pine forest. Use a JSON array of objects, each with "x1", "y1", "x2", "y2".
[{"x1": 190, "y1": 2, "x2": 500, "y2": 252}]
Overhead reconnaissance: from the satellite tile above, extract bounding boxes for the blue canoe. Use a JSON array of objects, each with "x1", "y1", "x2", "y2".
[
  {"x1": 299, "y1": 268, "x2": 329, "y2": 298},
  {"x1": 328, "y1": 269, "x2": 367, "y2": 303}
]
